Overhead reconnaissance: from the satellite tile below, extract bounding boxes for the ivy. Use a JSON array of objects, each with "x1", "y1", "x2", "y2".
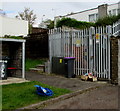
[
  {"x1": 56, "y1": 18, "x2": 95, "y2": 29},
  {"x1": 56, "y1": 14, "x2": 120, "y2": 29},
  {"x1": 95, "y1": 14, "x2": 120, "y2": 26}
]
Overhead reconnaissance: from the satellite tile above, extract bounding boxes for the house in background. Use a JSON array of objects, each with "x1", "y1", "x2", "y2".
[
  {"x1": 0, "y1": 15, "x2": 28, "y2": 79},
  {"x1": 54, "y1": 2, "x2": 120, "y2": 27}
]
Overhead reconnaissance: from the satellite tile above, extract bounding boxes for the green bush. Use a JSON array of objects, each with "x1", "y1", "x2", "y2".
[
  {"x1": 56, "y1": 14, "x2": 120, "y2": 29},
  {"x1": 95, "y1": 14, "x2": 120, "y2": 26},
  {"x1": 56, "y1": 18, "x2": 95, "y2": 29}
]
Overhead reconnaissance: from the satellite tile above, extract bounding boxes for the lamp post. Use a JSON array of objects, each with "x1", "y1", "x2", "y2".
[
  {"x1": 42, "y1": 15, "x2": 45, "y2": 22},
  {"x1": 52, "y1": 8, "x2": 57, "y2": 28}
]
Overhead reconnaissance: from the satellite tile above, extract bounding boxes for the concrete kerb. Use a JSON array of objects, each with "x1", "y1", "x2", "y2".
[{"x1": 19, "y1": 85, "x2": 102, "y2": 109}]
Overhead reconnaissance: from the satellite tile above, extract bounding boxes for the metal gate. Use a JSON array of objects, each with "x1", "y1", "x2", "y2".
[{"x1": 49, "y1": 25, "x2": 114, "y2": 79}]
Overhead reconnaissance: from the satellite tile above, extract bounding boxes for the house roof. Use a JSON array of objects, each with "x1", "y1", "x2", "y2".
[{"x1": 55, "y1": 2, "x2": 119, "y2": 18}]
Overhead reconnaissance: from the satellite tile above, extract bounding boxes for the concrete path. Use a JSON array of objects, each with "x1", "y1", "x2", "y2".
[{"x1": 0, "y1": 77, "x2": 29, "y2": 85}]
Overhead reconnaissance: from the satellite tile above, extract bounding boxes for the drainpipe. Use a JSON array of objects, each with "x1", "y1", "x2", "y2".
[{"x1": 22, "y1": 41, "x2": 25, "y2": 79}]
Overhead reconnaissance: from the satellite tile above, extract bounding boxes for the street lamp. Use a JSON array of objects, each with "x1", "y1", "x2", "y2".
[{"x1": 42, "y1": 15, "x2": 45, "y2": 22}]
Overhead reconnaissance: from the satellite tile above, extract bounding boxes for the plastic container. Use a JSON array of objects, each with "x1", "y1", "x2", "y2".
[
  {"x1": 64, "y1": 57, "x2": 75, "y2": 78},
  {"x1": 0, "y1": 56, "x2": 9, "y2": 80}
]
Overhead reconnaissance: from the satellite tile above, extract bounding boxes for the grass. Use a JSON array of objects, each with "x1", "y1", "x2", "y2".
[
  {"x1": 0, "y1": 36, "x2": 24, "y2": 39},
  {"x1": 2, "y1": 81, "x2": 71, "y2": 109},
  {"x1": 25, "y1": 58, "x2": 47, "y2": 71}
]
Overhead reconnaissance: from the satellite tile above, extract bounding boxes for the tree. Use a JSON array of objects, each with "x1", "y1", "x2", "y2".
[
  {"x1": 16, "y1": 7, "x2": 37, "y2": 33},
  {"x1": 39, "y1": 19, "x2": 54, "y2": 29},
  {"x1": 46, "y1": 19, "x2": 54, "y2": 29}
]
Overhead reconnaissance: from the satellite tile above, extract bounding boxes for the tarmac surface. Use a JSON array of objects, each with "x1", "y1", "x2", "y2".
[
  {"x1": 25, "y1": 71, "x2": 108, "y2": 91},
  {"x1": 25, "y1": 71, "x2": 119, "y2": 109},
  {"x1": 43, "y1": 85, "x2": 118, "y2": 109}
]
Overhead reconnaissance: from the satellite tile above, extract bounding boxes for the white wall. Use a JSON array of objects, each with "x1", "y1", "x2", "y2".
[
  {"x1": 0, "y1": 15, "x2": 28, "y2": 37},
  {"x1": 108, "y1": 3, "x2": 119, "y2": 15},
  {"x1": 54, "y1": 2, "x2": 119, "y2": 27},
  {"x1": 54, "y1": 8, "x2": 98, "y2": 27},
  {"x1": 67, "y1": 8, "x2": 98, "y2": 22}
]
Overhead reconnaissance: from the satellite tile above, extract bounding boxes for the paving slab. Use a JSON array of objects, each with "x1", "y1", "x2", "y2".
[{"x1": 0, "y1": 77, "x2": 29, "y2": 85}]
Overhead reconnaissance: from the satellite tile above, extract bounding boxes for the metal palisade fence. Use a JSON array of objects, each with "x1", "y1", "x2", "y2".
[
  {"x1": 49, "y1": 20, "x2": 120, "y2": 80},
  {"x1": 112, "y1": 19, "x2": 120, "y2": 36}
]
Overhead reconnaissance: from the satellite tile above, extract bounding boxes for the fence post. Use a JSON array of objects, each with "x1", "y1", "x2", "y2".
[
  {"x1": 89, "y1": 27, "x2": 93, "y2": 73},
  {"x1": 107, "y1": 25, "x2": 112, "y2": 80},
  {"x1": 69, "y1": 28, "x2": 73, "y2": 57},
  {"x1": 90, "y1": 27, "x2": 96, "y2": 75},
  {"x1": 48, "y1": 29, "x2": 52, "y2": 73},
  {"x1": 61, "y1": 28, "x2": 64, "y2": 57}
]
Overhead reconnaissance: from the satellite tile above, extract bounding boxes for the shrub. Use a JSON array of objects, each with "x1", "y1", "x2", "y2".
[
  {"x1": 95, "y1": 14, "x2": 120, "y2": 26},
  {"x1": 56, "y1": 18, "x2": 95, "y2": 29},
  {"x1": 56, "y1": 14, "x2": 120, "y2": 29}
]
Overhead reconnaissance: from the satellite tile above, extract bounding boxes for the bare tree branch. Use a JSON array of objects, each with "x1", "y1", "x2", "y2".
[{"x1": 16, "y1": 7, "x2": 37, "y2": 26}]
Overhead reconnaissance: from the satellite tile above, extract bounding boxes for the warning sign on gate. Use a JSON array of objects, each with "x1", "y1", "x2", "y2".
[
  {"x1": 76, "y1": 40, "x2": 81, "y2": 47},
  {"x1": 96, "y1": 33, "x2": 100, "y2": 39}
]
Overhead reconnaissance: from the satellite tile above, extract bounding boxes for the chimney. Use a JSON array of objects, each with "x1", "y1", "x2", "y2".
[{"x1": 98, "y1": 4, "x2": 108, "y2": 19}]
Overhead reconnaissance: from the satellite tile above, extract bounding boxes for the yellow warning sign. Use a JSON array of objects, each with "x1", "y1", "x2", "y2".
[
  {"x1": 76, "y1": 40, "x2": 81, "y2": 47},
  {"x1": 96, "y1": 33, "x2": 100, "y2": 39},
  {"x1": 76, "y1": 40, "x2": 81, "y2": 44},
  {"x1": 59, "y1": 59, "x2": 62, "y2": 63}
]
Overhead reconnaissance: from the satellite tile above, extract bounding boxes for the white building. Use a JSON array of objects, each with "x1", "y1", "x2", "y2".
[
  {"x1": 0, "y1": 15, "x2": 28, "y2": 37},
  {"x1": 54, "y1": 2, "x2": 120, "y2": 27}
]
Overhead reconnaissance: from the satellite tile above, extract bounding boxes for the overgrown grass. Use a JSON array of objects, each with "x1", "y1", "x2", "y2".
[
  {"x1": 25, "y1": 58, "x2": 47, "y2": 71},
  {"x1": 2, "y1": 81, "x2": 71, "y2": 109}
]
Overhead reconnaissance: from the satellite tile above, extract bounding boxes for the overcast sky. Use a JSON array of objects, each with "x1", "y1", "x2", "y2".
[{"x1": 1, "y1": 0, "x2": 120, "y2": 27}]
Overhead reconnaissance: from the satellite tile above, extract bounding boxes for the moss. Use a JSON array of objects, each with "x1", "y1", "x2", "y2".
[{"x1": 0, "y1": 36, "x2": 25, "y2": 40}]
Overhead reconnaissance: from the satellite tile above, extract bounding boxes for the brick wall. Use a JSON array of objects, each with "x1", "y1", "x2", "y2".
[
  {"x1": 118, "y1": 38, "x2": 120, "y2": 85},
  {"x1": 2, "y1": 41, "x2": 22, "y2": 78},
  {"x1": 31, "y1": 27, "x2": 48, "y2": 34},
  {"x1": 110, "y1": 36, "x2": 120, "y2": 84},
  {"x1": 26, "y1": 31, "x2": 49, "y2": 59}
]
